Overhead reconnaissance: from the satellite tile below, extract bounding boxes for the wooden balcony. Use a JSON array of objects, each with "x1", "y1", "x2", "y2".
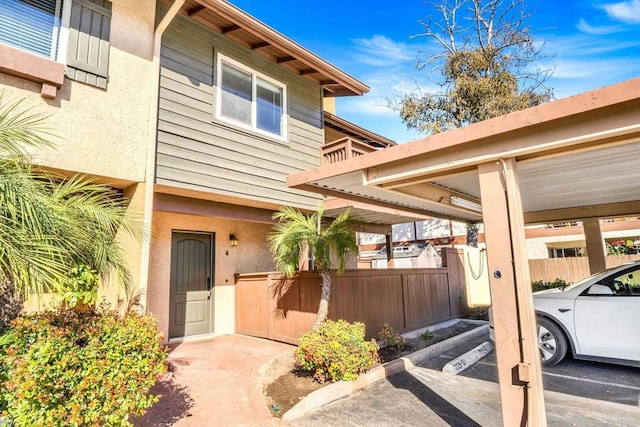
[{"x1": 322, "y1": 137, "x2": 378, "y2": 165}]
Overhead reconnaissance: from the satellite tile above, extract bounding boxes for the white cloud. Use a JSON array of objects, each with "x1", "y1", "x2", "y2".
[
  {"x1": 576, "y1": 18, "x2": 623, "y2": 35},
  {"x1": 543, "y1": 31, "x2": 640, "y2": 57},
  {"x1": 601, "y1": 0, "x2": 640, "y2": 24},
  {"x1": 352, "y1": 35, "x2": 416, "y2": 66}
]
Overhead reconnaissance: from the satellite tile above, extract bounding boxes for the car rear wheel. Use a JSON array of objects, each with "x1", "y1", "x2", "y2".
[{"x1": 537, "y1": 317, "x2": 568, "y2": 366}]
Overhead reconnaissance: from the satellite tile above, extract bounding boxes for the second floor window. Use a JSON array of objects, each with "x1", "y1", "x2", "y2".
[
  {"x1": 217, "y1": 55, "x2": 287, "y2": 139},
  {"x1": 0, "y1": 0, "x2": 64, "y2": 59}
]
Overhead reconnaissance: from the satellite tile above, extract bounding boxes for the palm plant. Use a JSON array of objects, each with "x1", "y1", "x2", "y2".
[
  {"x1": 0, "y1": 98, "x2": 139, "y2": 300},
  {"x1": 268, "y1": 205, "x2": 358, "y2": 329}
]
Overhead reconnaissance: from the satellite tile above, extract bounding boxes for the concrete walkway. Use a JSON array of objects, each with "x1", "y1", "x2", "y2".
[
  {"x1": 132, "y1": 334, "x2": 293, "y2": 427},
  {"x1": 131, "y1": 331, "x2": 640, "y2": 426}
]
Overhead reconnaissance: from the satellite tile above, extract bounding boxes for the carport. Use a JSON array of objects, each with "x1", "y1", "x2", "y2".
[{"x1": 288, "y1": 78, "x2": 640, "y2": 426}]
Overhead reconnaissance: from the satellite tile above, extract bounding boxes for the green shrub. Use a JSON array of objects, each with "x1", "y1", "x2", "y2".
[
  {"x1": 61, "y1": 263, "x2": 100, "y2": 310},
  {"x1": 420, "y1": 330, "x2": 432, "y2": 340},
  {"x1": 295, "y1": 319, "x2": 380, "y2": 383},
  {"x1": 531, "y1": 278, "x2": 569, "y2": 292},
  {"x1": 0, "y1": 308, "x2": 167, "y2": 426},
  {"x1": 377, "y1": 322, "x2": 406, "y2": 350}
]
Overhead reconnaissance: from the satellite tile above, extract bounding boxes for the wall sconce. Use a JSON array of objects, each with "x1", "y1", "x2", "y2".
[{"x1": 229, "y1": 234, "x2": 239, "y2": 247}]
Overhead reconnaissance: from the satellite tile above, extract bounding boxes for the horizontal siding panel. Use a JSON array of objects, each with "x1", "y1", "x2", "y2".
[
  {"x1": 160, "y1": 77, "x2": 212, "y2": 107},
  {"x1": 159, "y1": 96, "x2": 212, "y2": 123},
  {"x1": 157, "y1": 110, "x2": 320, "y2": 168},
  {"x1": 157, "y1": 139, "x2": 296, "y2": 180},
  {"x1": 157, "y1": 9, "x2": 324, "y2": 206},
  {"x1": 160, "y1": 69, "x2": 213, "y2": 97},
  {"x1": 156, "y1": 166, "x2": 321, "y2": 208},
  {"x1": 156, "y1": 153, "x2": 286, "y2": 189},
  {"x1": 161, "y1": 32, "x2": 215, "y2": 66},
  {"x1": 160, "y1": 56, "x2": 213, "y2": 86},
  {"x1": 160, "y1": 47, "x2": 213, "y2": 81}
]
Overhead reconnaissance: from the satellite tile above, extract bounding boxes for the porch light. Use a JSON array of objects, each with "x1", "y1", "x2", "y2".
[
  {"x1": 449, "y1": 196, "x2": 482, "y2": 213},
  {"x1": 230, "y1": 234, "x2": 239, "y2": 246}
]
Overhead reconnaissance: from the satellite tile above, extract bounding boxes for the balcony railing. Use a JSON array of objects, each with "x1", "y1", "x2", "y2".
[{"x1": 322, "y1": 137, "x2": 378, "y2": 165}]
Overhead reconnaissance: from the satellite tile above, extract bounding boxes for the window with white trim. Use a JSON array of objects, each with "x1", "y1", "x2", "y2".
[
  {"x1": 216, "y1": 55, "x2": 287, "y2": 139},
  {"x1": 0, "y1": 0, "x2": 65, "y2": 59},
  {"x1": 0, "y1": 0, "x2": 112, "y2": 89}
]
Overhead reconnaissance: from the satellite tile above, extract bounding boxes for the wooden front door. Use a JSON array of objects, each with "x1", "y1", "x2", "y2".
[{"x1": 169, "y1": 232, "x2": 214, "y2": 338}]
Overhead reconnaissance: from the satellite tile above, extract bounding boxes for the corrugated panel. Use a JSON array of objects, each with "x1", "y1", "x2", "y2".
[{"x1": 518, "y1": 141, "x2": 640, "y2": 212}]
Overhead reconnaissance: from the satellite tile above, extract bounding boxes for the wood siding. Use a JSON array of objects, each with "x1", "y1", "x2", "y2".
[
  {"x1": 156, "y1": 9, "x2": 325, "y2": 210},
  {"x1": 235, "y1": 249, "x2": 470, "y2": 344}
]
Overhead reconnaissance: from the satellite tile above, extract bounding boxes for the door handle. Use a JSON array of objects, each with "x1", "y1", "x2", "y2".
[{"x1": 207, "y1": 277, "x2": 211, "y2": 300}]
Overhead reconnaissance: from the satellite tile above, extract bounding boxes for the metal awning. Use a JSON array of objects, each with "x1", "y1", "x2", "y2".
[
  {"x1": 289, "y1": 78, "x2": 640, "y2": 225},
  {"x1": 288, "y1": 77, "x2": 640, "y2": 425}
]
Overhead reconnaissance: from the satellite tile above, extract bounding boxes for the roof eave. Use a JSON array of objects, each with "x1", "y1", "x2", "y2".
[{"x1": 190, "y1": 0, "x2": 369, "y2": 97}]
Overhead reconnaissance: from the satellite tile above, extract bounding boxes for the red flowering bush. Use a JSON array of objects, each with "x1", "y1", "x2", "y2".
[
  {"x1": 0, "y1": 308, "x2": 167, "y2": 426},
  {"x1": 377, "y1": 322, "x2": 406, "y2": 351}
]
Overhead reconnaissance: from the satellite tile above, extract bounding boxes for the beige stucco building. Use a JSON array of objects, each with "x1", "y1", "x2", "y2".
[{"x1": 1, "y1": 0, "x2": 374, "y2": 340}]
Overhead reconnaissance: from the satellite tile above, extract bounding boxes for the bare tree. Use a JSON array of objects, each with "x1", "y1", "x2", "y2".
[{"x1": 388, "y1": 0, "x2": 554, "y2": 134}]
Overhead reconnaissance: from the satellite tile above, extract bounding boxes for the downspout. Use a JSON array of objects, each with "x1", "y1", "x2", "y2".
[{"x1": 139, "y1": 0, "x2": 186, "y2": 312}]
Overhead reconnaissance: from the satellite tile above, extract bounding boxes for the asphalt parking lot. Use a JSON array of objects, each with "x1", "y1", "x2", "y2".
[
  {"x1": 425, "y1": 335, "x2": 640, "y2": 408},
  {"x1": 290, "y1": 333, "x2": 640, "y2": 426}
]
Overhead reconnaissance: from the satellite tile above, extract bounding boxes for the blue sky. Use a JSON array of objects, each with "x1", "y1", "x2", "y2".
[{"x1": 230, "y1": 0, "x2": 640, "y2": 143}]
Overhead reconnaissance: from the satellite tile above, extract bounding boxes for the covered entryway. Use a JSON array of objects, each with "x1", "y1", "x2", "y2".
[
  {"x1": 169, "y1": 231, "x2": 214, "y2": 338},
  {"x1": 288, "y1": 78, "x2": 640, "y2": 425}
]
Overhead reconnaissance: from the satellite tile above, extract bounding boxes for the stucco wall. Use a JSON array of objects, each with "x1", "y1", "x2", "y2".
[
  {"x1": 147, "y1": 210, "x2": 276, "y2": 340},
  {"x1": 0, "y1": 0, "x2": 156, "y2": 183}
]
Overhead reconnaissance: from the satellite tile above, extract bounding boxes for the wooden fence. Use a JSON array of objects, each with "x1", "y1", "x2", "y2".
[
  {"x1": 529, "y1": 254, "x2": 640, "y2": 283},
  {"x1": 234, "y1": 248, "x2": 469, "y2": 344}
]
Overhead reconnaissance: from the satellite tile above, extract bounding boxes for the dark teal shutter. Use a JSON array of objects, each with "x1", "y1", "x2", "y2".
[{"x1": 65, "y1": 0, "x2": 112, "y2": 89}]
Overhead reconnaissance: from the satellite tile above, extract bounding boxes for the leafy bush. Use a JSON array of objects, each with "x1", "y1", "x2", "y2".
[
  {"x1": 0, "y1": 308, "x2": 167, "y2": 426},
  {"x1": 0, "y1": 281, "x2": 22, "y2": 335},
  {"x1": 531, "y1": 278, "x2": 569, "y2": 292},
  {"x1": 377, "y1": 322, "x2": 406, "y2": 350},
  {"x1": 295, "y1": 319, "x2": 380, "y2": 383},
  {"x1": 61, "y1": 263, "x2": 100, "y2": 310}
]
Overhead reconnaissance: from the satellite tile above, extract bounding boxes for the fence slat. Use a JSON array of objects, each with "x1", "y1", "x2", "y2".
[
  {"x1": 528, "y1": 255, "x2": 640, "y2": 283},
  {"x1": 235, "y1": 249, "x2": 469, "y2": 344}
]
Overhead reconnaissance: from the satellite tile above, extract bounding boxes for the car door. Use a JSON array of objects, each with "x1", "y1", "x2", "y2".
[{"x1": 573, "y1": 265, "x2": 640, "y2": 361}]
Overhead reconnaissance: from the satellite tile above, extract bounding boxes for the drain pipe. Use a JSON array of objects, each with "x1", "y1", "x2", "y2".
[{"x1": 138, "y1": 0, "x2": 186, "y2": 312}]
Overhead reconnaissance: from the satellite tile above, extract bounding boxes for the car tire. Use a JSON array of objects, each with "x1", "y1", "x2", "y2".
[{"x1": 537, "y1": 316, "x2": 568, "y2": 366}]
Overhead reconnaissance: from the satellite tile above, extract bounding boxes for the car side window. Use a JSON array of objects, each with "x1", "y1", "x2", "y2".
[{"x1": 598, "y1": 266, "x2": 640, "y2": 296}]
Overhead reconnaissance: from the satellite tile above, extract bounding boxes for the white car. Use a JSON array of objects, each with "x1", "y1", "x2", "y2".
[{"x1": 533, "y1": 261, "x2": 640, "y2": 367}]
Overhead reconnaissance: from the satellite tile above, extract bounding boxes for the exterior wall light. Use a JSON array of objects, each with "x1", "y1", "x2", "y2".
[
  {"x1": 449, "y1": 196, "x2": 482, "y2": 213},
  {"x1": 230, "y1": 234, "x2": 239, "y2": 247}
]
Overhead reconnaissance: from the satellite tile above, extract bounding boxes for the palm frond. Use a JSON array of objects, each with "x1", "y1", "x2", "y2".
[
  {"x1": 0, "y1": 97, "x2": 54, "y2": 159},
  {"x1": 0, "y1": 99, "x2": 138, "y2": 299},
  {"x1": 268, "y1": 205, "x2": 358, "y2": 275}
]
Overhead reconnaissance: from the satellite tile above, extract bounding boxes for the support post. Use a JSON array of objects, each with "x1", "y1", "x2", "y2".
[
  {"x1": 583, "y1": 218, "x2": 607, "y2": 274},
  {"x1": 386, "y1": 233, "x2": 394, "y2": 268},
  {"x1": 478, "y1": 159, "x2": 546, "y2": 426}
]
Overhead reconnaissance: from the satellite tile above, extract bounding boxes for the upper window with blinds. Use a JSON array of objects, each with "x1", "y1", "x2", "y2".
[
  {"x1": 0, "y1": 0, "x2": 64, "y2": 58},
  {"x1": 0, "y1": 0, "x2": 112, "y2": 89},
  {"x1": 216, "y1": 54, "x2": 288, "y2": 140}
]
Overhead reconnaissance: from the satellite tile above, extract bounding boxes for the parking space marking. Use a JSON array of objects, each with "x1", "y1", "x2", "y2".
[{"x1": 473, "y1": 361, "x2": 640, "y2": 392}]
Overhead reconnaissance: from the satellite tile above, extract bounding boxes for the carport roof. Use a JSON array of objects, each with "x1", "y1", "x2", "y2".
[{"x1": 289, "y1": 78, "x2": 640, "y2": 225}]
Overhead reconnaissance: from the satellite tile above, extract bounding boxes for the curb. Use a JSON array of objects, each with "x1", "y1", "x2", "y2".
[{"x1": 282, "y1": 320, "x2": 489, "y2": 421}]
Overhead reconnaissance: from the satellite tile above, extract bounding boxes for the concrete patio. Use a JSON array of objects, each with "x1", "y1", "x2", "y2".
[{"x1": 131, "y1": 334, "x2": 292, "y2": 427}]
